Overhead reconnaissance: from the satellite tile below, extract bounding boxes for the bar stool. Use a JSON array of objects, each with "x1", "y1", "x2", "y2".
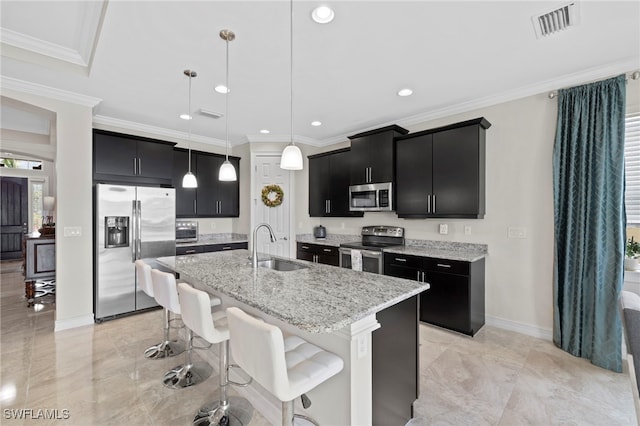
[
  {"x1": 226, "y1": 307, "x2": 344, "y2": 426},
  {"x1": 151, "y1": 269, "x2": 214, "y2": 389},
  {"x1": 177, "y1": 283, "x2": 254, "y2": 426},
  {"x1": 135, "y1": 260, "x2": 180, "y2": 359}
]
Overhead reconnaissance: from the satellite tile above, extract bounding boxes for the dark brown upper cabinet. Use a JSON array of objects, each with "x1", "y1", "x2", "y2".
[{"x1": 348, "y1": 125, "x2": 408, "y2": 186}]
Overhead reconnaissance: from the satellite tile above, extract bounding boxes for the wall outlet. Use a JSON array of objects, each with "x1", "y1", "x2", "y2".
[
  {"x1": 63, "y1": 226, "x2": 82, "y2": 237},
  {"x1": 439, "y1": 224, "x2": 448, "y2": 235},
  {"x1": 508, "y1": 227, "x2": 527, "y2": 239},
  {"x1": 211, "y1": 222, "x2": 216, "y2": 229},
  {"x1": 464, "y1": 225, "x2": 472, "y2": 235}
]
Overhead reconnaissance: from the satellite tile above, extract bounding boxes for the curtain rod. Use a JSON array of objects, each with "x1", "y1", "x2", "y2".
[{"x1": 548, "y1": 70, "x2": 640, "y2": 99}]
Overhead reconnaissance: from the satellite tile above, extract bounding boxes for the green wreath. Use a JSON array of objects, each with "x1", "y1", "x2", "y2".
[{"x1": 261, "y1": 184, "x2": 284, "y2": 207}]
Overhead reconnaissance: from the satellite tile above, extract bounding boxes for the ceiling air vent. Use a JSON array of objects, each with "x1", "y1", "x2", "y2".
[
  {"x1": 532, "y1": 2, "x2": 580, "y2": 39},
  {"x1": 199, "y1": 108, "x2": 223, "y2": 119}
]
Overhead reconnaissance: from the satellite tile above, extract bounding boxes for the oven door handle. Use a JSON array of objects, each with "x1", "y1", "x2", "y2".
[{"x1": 339, "y1": 248, "x2": 381, "y2": 258}]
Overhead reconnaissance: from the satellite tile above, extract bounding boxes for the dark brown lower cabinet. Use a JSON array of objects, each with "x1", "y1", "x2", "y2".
[
  {"x1": 296, "y1": 242, "x2": 339, "y2": 266},
  {"x1": 384, "y1": 253, "x2": 485, "y2": 336},
  {"x1": 176, "y1": 242, "x2": 247, "y2": 256}
]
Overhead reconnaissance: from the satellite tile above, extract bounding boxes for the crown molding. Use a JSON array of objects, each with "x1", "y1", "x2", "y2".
[
  {"x1": 92, "y1": 115, "x2": 227, "y2": 147},
  {"x1": 245, "y1": 133, "x2": 322, "y2": 147},
  {"x1": 1, "y1": 28, "x2": 87, "y2": 67},
  {"x1": 0, "y1": 76, "x2": 102, "y2": 107}
]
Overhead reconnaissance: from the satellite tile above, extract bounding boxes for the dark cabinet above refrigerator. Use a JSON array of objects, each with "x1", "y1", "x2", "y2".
[
  {"x1": 93, "y1": 129, "x2": 176, "y2": 185},
  {"x1": 348, "y1": 125, "x2": 408, "y2": 186}
]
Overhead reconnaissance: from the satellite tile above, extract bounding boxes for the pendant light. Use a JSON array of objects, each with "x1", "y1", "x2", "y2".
[
  {"x1": 182, "y1": 69, "x2": 198, "y2": 188},
  {"x1": 280, "y1": 0, "x2": 303, "y2": 170},
  {"x1": 218, "y1": 29, "x2": 238, "y2": 181}
]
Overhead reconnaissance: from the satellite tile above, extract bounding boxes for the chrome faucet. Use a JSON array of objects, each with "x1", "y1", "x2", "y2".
[{"x1": 252, "y1": 223, "x2": 277, "y2": 268}]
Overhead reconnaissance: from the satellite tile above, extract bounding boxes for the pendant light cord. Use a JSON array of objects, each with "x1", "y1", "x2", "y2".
[
  {"x1": 225, "y1": 36, "x2": 230, "y2": 160},
  {"x1": 290, "y1": 0, "x2": 294, "y2": 146},
  {"x1": 187, "y1": 72, "x2": 193, "y2": 172}
]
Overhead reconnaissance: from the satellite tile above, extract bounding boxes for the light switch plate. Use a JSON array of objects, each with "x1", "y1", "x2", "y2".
[
  {"x1": 439, "y1": 224, "x2": 448, "y2": 235},
  {"x1": 64, "y1": 226, "x2": 82, "y2": 237},
  {"x1": 464, "y1": 225, "x2": 472, "y2": 235},
  {"x1": 508, "y1": 227, "x2": 527, "y2": 239}
]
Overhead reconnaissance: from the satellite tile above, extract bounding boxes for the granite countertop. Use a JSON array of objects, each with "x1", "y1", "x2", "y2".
[
  {"x1": 383, "y1": 240, "x2": 488, "y2": 262},
  {"x1": 296, "y1": 233, "x2": 359, "y2": 247},
  {"x1": 157, "y1": 250, "x2": 429, "y2": 334},
  {"x1": 177, "y1": 233, "x2": 248, "y2": 247}
]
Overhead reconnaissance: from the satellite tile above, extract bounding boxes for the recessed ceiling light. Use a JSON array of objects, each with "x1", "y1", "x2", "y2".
[
  {"x1": 215, "y1": 85, "x2": 229, "y2": 94},
  {"x1": 397, "y1": 88, "x2": 413, "y2": 97},
  {"x1": 260, "y1": 129, "x2": 270, "y2": 134},
  {"x1": 179, "y1": 113, "x2": 192, "y2": 120},
  {"x1": 311, "y1": 121, "x2": 322, "y2": 127},
  {"x1": 312, "y1": 6, "x2": 335, "y2": 24}
]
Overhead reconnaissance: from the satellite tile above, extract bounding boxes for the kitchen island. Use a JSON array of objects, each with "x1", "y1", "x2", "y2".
[{"x1": 157, "y1": 250, "x2": 429, "y2": 425}]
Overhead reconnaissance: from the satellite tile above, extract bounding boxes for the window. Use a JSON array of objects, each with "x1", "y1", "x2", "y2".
[
  {"x1": 0, "y1": 157, "x2": 42, "y2": 170},
  {"x1": 624, "y1": 112, "x2": 640, "y2": 241},
  {"x1": 31, "y1": 181, "x2": 44, "y2": 231}
]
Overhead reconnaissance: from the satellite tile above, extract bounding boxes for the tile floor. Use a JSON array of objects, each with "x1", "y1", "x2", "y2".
[{"x1": 0, "y1": 259, "x2": 636, "y2": 425}]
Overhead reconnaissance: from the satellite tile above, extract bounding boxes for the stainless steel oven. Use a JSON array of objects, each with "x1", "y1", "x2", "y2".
[
  {"x1": 339, "y1": 247, "x2": 384, "y2": 274},
  {"x1": 339, "y1": 225, "x2": 404, "y2": 274}
]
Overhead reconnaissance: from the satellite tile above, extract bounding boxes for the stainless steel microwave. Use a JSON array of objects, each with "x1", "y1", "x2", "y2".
[{"x1": 349, "y1": 182, "x2": 393, "y2": 212}]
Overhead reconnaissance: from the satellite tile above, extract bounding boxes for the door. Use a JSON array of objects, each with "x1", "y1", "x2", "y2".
[
  {"x1": 432, "y1": 126, "x2": 480, "y2": 216},
  {"x1": 253, "y1": 155, "x2": 291, "y2": 258},
  {"x1": 136, "y1": 186, "x2": 175, "y2": 310},
  {"x1": 215, "y1": 156, "x2": 240, "y2": 217},
  {"x1": 396, "y1": 134, "x2": 433, "y2": 216},
  {"x1": 0, "y1": 177, "x2": 28, "y2": 260},
  {"x1": 195, "y1": 153, "x2": 217, "y2": 216},
  {"x1": 93, "y1": 132, "x2": 138, "y2": 177},
  {"x1": 172, "y1": 149, "x2": 197, "y2": 217},
  {"x1": 308, "y1": 155, "x2": 329, "y2": 216},
  {"x1": 96, "y1": 184, "x2": 136, "y2": 319}
]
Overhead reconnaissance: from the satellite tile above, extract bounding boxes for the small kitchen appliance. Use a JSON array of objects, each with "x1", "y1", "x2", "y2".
[{"x1": 313, "y1": 225, "x2": 327, "y2": 239}]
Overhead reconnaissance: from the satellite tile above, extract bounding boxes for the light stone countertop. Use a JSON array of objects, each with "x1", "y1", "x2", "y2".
[
  {"x1": 383, "y1": 240, "x2": 488, "y2": 262},
  {"x1": 296, "y1": 233, "x2": 359, "y2": 247},
  {"x1": 176, "y1": 233, "x2": 248, "y2": 248},
  {"x1": 157, "y1": 250, "x2": 429, "y2": 333}
]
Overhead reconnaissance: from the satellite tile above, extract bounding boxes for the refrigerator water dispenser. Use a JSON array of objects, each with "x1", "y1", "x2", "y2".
[{"x1": 105, "y1": 216, "x2": 129, "y2": 248}]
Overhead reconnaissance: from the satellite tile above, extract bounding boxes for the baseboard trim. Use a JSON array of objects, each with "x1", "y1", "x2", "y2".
[
  {"x1": 485, "y1": 314, "x2": 553, "y2": 341},
  {"x1": 54, "y1": 314, "x2": 94, "y2": 332}
]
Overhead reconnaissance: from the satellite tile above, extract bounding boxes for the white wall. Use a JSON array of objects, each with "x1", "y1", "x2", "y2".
[{"x1": 2, "y1": 84, "x2": 98, "y2": 330}]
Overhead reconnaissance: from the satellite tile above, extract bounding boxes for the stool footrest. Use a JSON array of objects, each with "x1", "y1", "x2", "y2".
[{"x1": 227, "y1": 364, "x2": 252, "y2": 387}]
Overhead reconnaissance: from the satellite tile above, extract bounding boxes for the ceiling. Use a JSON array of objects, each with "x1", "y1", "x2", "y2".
[{"x1": 1, "y1": 1, "x2": 639, "y2": 150}]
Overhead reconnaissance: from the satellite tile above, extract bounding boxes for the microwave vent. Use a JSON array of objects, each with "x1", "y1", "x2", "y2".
[{"x1": 532, "y1": 2, "x2": 580, "y2": 39}]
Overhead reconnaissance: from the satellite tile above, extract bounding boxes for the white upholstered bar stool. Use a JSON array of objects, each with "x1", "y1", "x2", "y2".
[
  {"x1": 151, "y1": 269, "x2": 217, "y2": 389},
  {"x1": 134, "y1": 260, "x2": 183, "y2": 359},
  {"x1": 227, "y1": 307, "x2": 344, "y2": 426},
  {"x1": 178, "y1": 283, "x2": 254, "y2": 426}
]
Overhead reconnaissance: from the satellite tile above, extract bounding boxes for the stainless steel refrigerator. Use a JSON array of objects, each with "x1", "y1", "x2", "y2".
[{"x1": 95, "y1": 184, "x2": 176, "y2": 321}]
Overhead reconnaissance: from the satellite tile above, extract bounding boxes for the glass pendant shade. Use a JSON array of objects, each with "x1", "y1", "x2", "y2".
[
  {"x1": 182, "y1": 171, "x2": 198, "y2": 188},
  {"x1": 218, "y1": 160, "x2": 237, "y2": 181},
  {"x1": 280, "y1": 143, "x2": 303, "y2": 170}
]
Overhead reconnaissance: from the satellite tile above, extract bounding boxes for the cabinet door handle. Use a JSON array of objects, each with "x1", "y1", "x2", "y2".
[
  {"x1": 327, "y1": 200, "x2": 331, "y2": 213},
  {"x1": 133, "y1": 158, "x2": 137, "y2": 175},
  {"x1": 193, "y1": 199, "x2": 197, "y2": 214},
  {"x1": 422, "y1": 271, "x2": 426, "y2": 282},
  {"x1": 436, "y1": 263, "x2": 451, "y2": 268},
  {"x1": 185, "y1": 249, "x2": 196, "y2": 254},
  {"x1": 433, "y1": 194, "x2": 436, "y2": 213},
  {"x1": 395, "y1": 257, "x2": 407, "y2": 262},
  {"x1": 323, "y1": 248, "x2": 332, "y2": 252},
  {"x1": 222, "y1": 246, "x2": 232, "y2": 250},
  {"x1": 416, "y1": 271, "x2": 421, "y2": 282},
  {"x1": 427, "y1": 195, "x2": 431, "y2": 214},
  {"x1": 138, "y1": 158, "x2": 142, "y2": 175},
  {"x1": 302, "y1": 245, "x2": 309, "y2": 249}
]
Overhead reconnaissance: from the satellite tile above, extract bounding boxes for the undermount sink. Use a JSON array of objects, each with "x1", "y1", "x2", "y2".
[{"x1": 257, "y1": 258, "x2": 308, "y2": 272}]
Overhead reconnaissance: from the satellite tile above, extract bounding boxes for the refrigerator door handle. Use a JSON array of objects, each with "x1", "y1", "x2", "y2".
[
  {"x1": 131, "y1": 200, "x2": 137, "y2": 262},
  {"x1": 136, "y1": 200, "x2": 142, "y2": 259}
]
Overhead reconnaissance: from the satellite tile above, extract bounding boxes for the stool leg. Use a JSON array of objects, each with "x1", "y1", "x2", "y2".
[
  {"x1": 163, "y1": 329, "x2": 212, "y2": 389},
  {"x1": 193, "y1": 340, "x2": 254, "y2": 426},
  {"x1": 146, "y1": 308, "x2": 185, "y2": 359},
  {"x1": 282, "y1": 401, "x2": 294, "y2": 426}
]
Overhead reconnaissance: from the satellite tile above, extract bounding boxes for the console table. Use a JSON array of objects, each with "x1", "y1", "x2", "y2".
[{"x1": 23, "y1": 235, "x2": 56, "y2": 306}]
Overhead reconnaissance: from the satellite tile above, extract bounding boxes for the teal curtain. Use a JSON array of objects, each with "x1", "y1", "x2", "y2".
[{"x1": 553, "y1": 75, "x2": 627, "y2": 372}]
